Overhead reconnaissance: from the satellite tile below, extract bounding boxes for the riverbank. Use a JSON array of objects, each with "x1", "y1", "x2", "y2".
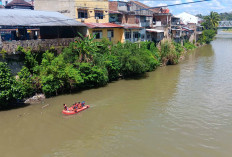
[
  {"x1": 23, "y1": 41, "x2": 203, "y2": 104},
  {"x1": 0, "y1": 37, "x2": 206, "y2": 107},
  {"x1": 222, "y1": 29, "x2": 232, "y2": 33}
]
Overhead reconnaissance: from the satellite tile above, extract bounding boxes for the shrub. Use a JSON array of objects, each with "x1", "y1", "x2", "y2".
[
  {"x1": 184, "y1": 41, "x2": 196, "y2": 50},
  {"x1": 0, "y1": 62, "x2": 15, "y2": 107},
  {"x1": 79, "y1": 63, "x2": 108, "y2": 87}
]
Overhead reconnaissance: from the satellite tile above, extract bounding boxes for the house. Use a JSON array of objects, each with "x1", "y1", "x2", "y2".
[
  {"x1": 176, "y1": 12, "x2": 203, "y2": 43},
  {"x1": 109, "y1": 1, "x2": 143, "y2": 42},
  {"x1": 176, "y1": 12, "x2": 198, "y2": 25},
  {"x1": 85, "y1": 23, "x2": 124, "y2": 44},
  {"x1": 152, "y1": 7, "x2": 172, "y2": 41},
  {"x1": 0, "y1": 9, "x2": 87, "y2": 54},
  {"x1": 171, "y1": 16, "x2": 182, "y2": 43},
  {"x1": 5, "y1": 0, "x2": 34, "y2": 10},
  {"x1": 35, "y1": 0, "x2": 124, "y2": 43},
  {"x1": 109, "y1": 1, "x2": 162, "y2": 43}
]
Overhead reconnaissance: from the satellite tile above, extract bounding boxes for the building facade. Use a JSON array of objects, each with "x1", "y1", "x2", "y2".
[
  {"x1": 35, "y1": 0, "x2": 125, "y2": 43},
  {"x1": 109, "y1": 1, "x2": 158, "y2": 43},
  {"x1": 0, "y1": 9, "x2": 87, "y2": 54}
]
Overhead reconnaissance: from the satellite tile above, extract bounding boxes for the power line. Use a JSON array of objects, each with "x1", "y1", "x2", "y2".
[
  {"x1": 134, "y1": 0, "x2": 212, "y2": 11},
  {"x1": 5, "y1": 0, "x2": 212, "y2": 26}
]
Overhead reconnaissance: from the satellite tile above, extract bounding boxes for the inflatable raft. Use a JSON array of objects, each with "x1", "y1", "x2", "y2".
[{"x1": 62, "y1": 105, "x2": 90, "y2": 115}]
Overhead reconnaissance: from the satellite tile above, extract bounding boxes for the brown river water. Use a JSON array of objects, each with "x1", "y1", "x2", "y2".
[{"x1": 1, "y1": 30, "x2": 232, "y2": 157}]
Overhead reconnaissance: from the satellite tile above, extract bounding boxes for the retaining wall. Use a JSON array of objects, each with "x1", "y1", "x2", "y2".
[{"x1": 0, "y1": 38, "x2": 75, "y2": 55}]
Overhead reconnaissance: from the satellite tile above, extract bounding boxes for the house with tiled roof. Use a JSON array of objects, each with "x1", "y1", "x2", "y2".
[
  {"x1": 5, "y1": 0, "x2": 34, "y2": 10},
  {"x1": 109, "y1": 1, "x2": 171, "y2": 43},
  {"x1": 0, "y1": 9, "x2": 87, "y2": 54},
  {"x1": 85, "y1": 23, "x2": 124, "y2": 43},
  {"x1": 35, "y1": 0, "x2": 125, "y2": 43},
  {"x1": 109, "y1": 1, "x2": 156, "y2": 42}
]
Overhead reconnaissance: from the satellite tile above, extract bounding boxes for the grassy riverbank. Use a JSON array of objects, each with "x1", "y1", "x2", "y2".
[
  {"x1": 0, "y1": 36, "x2": 199, "y2": 108},
  {"x1": 222, "y1": 29, "x2": 232, "y2": 33}
]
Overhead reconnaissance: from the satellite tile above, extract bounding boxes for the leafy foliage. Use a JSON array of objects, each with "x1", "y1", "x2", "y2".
[
  {"x1": 0, "y1": 62, "x2": 15, "y2": 107},
  {"x1": 2, "y1": 34, "x2": 199, "y2": 106},
  {"x1": 183, "y1": 41, "x2": 197, "y2": 50}
]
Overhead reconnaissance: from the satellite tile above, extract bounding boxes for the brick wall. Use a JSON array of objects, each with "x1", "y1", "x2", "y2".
[
  {"x1": 1, "y1": 38, "x2": 75, "y2": 55},
  {"x1": 127, "y1": 15, "x2": 136, "y2": 24},
  {"x1": 109, "y1": 1, "x2": 118, "y2": 11}
]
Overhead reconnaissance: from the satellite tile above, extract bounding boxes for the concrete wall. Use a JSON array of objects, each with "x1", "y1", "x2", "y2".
[
  {"x1": 187, "y1": 23, "x2": 197, "y2": 43},
  {"x1": 35, "y1": 0, "x2": 76, "y2": 19},
  {"x1": 75, "y1": 0, "x2": 109, "y2": 23},
  {"x1": 1, "y1": 38, "x2": 75, "y2": 55}
]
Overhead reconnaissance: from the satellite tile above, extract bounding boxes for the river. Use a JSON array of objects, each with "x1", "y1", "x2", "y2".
[{"x1": 1, "y1": 31, "x2": 232, "y2": 157}]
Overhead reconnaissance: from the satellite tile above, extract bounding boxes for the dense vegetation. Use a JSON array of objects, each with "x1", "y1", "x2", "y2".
[
  {"x1": 219, "y1": 12, "x2": 232, "y2": 21},
  {"x1": 1, "y1": 12, "x2": 221, "y2": 108},
  {"x1": 198, "y1": 11, "x2": 220, "y2": 44},
  {"x1": 0, "y1": 36, "x2": 189, "y2": 108}
]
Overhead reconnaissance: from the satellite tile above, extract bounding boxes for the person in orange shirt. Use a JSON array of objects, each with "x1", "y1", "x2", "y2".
[{"x1": 78, "y1": 102, "x2": 82, "y2": 109}]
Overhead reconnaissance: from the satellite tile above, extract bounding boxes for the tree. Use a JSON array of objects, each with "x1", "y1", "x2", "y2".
[{"x1": 203, "y1": 11, "x2": 220, "y2": 29}]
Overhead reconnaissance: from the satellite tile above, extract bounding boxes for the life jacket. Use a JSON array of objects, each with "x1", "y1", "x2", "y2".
[{"x1": 78, "y1": 103, "x2": 82, "y2": 109}]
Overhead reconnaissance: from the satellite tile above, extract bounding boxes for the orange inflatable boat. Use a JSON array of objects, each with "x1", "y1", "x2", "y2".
[{"x1": 62, "y1": 105, "x2": 90, "y2": 115}]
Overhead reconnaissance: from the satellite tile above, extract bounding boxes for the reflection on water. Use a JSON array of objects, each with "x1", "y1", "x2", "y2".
[{"x1": 1, "y1": 33, "x2": 232, "y2": 157}]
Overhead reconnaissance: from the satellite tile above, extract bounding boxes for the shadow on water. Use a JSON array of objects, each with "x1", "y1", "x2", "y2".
[
  {"x1": 123, "y1": 73, "x2": 149, "y2": 81},
  {"x1": 0, "y1": 102, "x2": 30, "y2": 111}
]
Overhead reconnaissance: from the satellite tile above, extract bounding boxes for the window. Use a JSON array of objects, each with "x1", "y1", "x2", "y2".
[
  {"x1": 107, "y1": 30, "x2": 114, "y2": 38},
  {"x1": 95, "y1": 11, "x2": 104, "y2": 19},
  {"x1": 133, "y1": 32, "x2": 140, "y2": 39},
  {"x1": 125, "y1": 31, "x2": 131, "y2": 39},
  {"x1": 93, "y1": 30, "x2": 102, "y2": 39},
  {"x1": 78, "y1": 10, "x2": 88, "y2": 19}
]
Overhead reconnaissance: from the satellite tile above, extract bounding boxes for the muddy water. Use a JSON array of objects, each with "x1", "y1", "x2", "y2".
[{"x1": 1, "y1": 31, "x2": 232, "y2": 157}]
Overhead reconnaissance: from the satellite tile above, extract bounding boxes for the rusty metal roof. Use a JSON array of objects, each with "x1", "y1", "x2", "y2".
[
  {"x1": 6, "y1": 0, "x2": 33, "y2": 8},
  {"x1": 85, "y1": 23, "x2": 124, "y2": 28},
  {"x1": 0, "y1": 9, "x2": 86, "y2": 27}
]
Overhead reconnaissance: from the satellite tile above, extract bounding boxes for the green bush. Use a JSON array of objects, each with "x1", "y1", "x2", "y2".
[
  {"x1": 184, "y1": 41, "x2": 196, "y2": 50},
  {"x1": 202, "y1": 29, "x2": 216, "y2": 44},
  {"x1": 14, "y1": 66, "x2": 35, "y2": 99},
  {"x1": 104, "y1": 55, "x2": 121, "y2": 81},
  {"x1": 111, "y1": 42, "x2": 159, "y2": 76},
  {"x1": 160, "y1": 41, "x2": 181, "y2": 65},
  {"x1": 79, "y1": 63, "x2": 108, "y2": 88},
  {"x1": 0, "y1": 62, "x2": 16, "y2": 107}
]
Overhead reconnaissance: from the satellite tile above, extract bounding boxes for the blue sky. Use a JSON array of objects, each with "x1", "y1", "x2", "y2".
[{"x1": 113, "y1": 0, "x2": 232, "y2": 15}]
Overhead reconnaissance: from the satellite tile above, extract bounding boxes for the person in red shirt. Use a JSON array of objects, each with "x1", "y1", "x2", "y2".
[{"x1": 63, "y1": 104, "x2": 68, "y2": 111}]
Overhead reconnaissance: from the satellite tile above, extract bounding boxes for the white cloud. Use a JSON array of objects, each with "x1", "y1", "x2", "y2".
[
  {"x1": 136, "y1": 0, "x2": 230, "y2": 15},
  {"x1": 174, "y1": 0, "x2": 182, "y2": 4},
  {"x1": 157, "y1": 3, "x2": 168, "y2": 7}
]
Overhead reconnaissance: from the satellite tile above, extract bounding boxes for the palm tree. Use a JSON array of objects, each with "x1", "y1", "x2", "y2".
[{"x1": 204, "y1": 11, "x2": 220, "y2": 29}]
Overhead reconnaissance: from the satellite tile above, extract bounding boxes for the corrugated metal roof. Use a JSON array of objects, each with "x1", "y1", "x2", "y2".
[
  {"x1": 0, "y1": 9, "x2": 86, "y2": 27},
  {"x1": 146, "y1": 29, "x2": 164, "y2": 33},
  {"x1": 85, "y1": 23, "x2": 123, "y2": 28}
]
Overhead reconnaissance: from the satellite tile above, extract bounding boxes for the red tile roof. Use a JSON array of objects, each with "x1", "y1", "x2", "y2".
[
  {"x1": 85, "y1": 23, "x2": 124, "y2": 28},
  {"x1": 109, "y1": 10, "x2": 122, "y2": 14},
  {"x1": 123, "y1": 25, "x2": 143, "y2": 29},
  {"x1": 130, "y1": 1, "x2": 161, "y2": 13}
]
